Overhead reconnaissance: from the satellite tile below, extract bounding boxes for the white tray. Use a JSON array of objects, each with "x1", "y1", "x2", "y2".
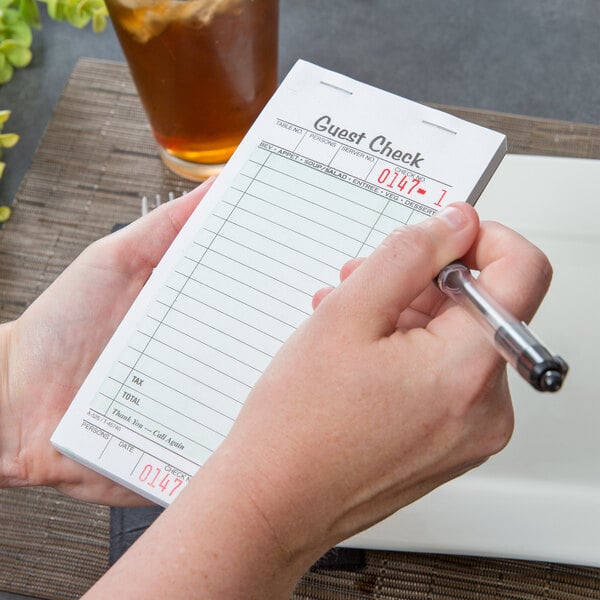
[{"x1": 346, "y1": 154, "x2": 600, "y2": 567}]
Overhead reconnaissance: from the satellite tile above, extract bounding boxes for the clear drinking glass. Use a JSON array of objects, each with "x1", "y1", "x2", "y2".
[{"x1": 106, "y1": 0, "x2": 279, "y2": 180}]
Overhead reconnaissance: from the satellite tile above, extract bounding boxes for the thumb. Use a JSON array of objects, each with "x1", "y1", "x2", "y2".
[
  {"x1": 332, "y1": 203, "x2": 480, "y2": 338},
  {"x1": 103, "y1": 178, "x2": 215, "y2": 274}
]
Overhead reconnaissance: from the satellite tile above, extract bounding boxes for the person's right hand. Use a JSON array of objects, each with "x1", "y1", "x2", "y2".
[
  {"x1": 85, "y1": 202, "x2": 553, "y2": 600},
  {"x1": 216, "y1": 201, "x2": 552, "y2": 572}
]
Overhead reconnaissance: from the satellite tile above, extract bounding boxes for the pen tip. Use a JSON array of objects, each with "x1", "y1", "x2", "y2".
[{"x1": 540, "y1": 370, "x2": 563, "y2": 392}]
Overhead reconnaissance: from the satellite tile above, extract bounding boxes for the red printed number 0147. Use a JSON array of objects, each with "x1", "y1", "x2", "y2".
[
  {"x1": 138, "y1": 463, "x2": 184, "y2": 498},
  {"x1": 376, "y1": 168, "x2": 446, "y2": 206}
]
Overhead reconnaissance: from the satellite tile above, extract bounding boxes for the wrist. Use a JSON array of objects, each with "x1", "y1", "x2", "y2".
[
  {"x1": 189, "y1": 446, "x2": 327, "y2": 596},
  {"x1": 86, "y1": 446, "x2": 323, "y2": 600},
  {"x1": 210, "y1": 439, "x2": 336, "y2": 587}
]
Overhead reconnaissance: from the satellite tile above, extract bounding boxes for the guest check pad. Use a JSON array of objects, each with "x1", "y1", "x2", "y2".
[{"x1": 52, "y1": 62, "x2": 506, "y2": 526}]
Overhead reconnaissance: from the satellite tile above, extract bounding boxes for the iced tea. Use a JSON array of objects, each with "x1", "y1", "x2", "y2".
[{"x1": 106, "y1": 0, "x2": 279, "y2": 179}]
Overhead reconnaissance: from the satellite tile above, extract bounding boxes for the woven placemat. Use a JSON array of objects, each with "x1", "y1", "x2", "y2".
[
  {"x1": 0, "y1": 58, "x2": 191, "y2": 600},
  {"x1": 1, "y1": 58, "x2": 600, "y2": 599},
  {"x1": 0, "y1": 488, "x2": 110, "y2": 599}
]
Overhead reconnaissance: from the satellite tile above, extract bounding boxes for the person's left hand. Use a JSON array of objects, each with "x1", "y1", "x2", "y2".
[{"x1": 0, "y1": 180, "x2": 213, "y2": 505}]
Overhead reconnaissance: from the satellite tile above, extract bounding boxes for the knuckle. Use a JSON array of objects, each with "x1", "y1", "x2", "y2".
[
  {"x1": 529, "y1": 245, "x2": 553, "y2": 291},
  {"x1": 381, "y1": 225, "x2": 433, "y2": 264},
  {"x1": 482, "y1": 408, "x2": 514, "y2": 456},
  {"x1": 513, "y1": 245, "x2": 553, "y2": 322},
  {"x1": 448, "y1": 361, "x2": 514, "y2": 459}
]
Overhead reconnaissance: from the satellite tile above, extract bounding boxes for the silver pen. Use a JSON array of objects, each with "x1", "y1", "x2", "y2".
[{"x1": 437, "y1": 262, "x2": 569, "y2": 392}]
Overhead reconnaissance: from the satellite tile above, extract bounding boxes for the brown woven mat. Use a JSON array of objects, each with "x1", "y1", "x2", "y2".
[{"x1": 1, "y1": 58, "x2": 600, "y2": 599}]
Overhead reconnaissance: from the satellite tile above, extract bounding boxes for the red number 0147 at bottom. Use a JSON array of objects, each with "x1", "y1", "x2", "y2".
[{"x1": 138, "y1": 463, "x2": 185, "y2": 499}]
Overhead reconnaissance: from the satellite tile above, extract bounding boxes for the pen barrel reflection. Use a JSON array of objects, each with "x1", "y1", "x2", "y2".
[{"x1": 437, "y1": 262, "x2": 568, "y2": 392}]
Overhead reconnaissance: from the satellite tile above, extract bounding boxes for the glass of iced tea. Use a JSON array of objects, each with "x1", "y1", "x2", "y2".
[{"x1": 106, "y1": 0, "x2": 279, "y2": 180}]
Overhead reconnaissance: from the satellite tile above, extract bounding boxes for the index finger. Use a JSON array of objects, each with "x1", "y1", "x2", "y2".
[
  {"x1": 320, "y1": 203, "x2": 480, "y2": 340},
  {"x1": 464, "y1": 220, "x2": 553, "y2": 323},
  {"x1": 429, "y1": 220, "x2": 553, "y2": 362}
]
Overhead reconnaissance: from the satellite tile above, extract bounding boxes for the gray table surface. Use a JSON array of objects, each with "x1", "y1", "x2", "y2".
[{"x1": 1, "y1": 0, "x2": 599, "y2": 598}]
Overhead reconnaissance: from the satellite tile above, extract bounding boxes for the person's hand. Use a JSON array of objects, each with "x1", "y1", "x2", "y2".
[
  {"x1": 83, "y1": 202, "x2": 552, "y2": 599},
  {"x1": 205, "y1": 202, "x2": 552, "y2": 577},
  {"x1": 0, "y1": 180, "x2": 213, "y2": 505}
]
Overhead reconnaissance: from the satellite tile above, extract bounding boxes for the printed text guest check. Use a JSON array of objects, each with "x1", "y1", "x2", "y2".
[{"x1": 52, "y1": 61, "x2": 506, "y2": 505}]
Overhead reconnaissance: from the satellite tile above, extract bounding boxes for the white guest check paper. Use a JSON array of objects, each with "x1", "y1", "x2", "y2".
[{"x1": 52, "y1": 60, "x2": 506, "y2": 505}]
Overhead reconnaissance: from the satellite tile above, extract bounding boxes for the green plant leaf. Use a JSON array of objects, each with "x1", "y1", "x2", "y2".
[
  {"x1": 0, "y1": 39, "x2": 32, "y2": 67},
  {"x1": 0, "y1": 5, "x2": 20, "y2": 28},
  {"x1": 0, "y1": 0, "x2": 15, "y2": 11},
  {"x1": 37, "y1": 0, "x2": 108, "y2": 30},
  {"x1": 0, "y1": 205, "x2": 11, "y2": 222},
  {"x1": 0, "y1": 131, "x2": 18, "y2": 147},
  {"x1": 65, "y1": 0, "x2": 90, "y2": 28},
  {"x1": 0, "y1": 55, "x2": 13, "y2": 84},
  {"x1": 0, "y1": 108, "x2": 17, "y2": 183},
  {"x1": 2, "y1": 16, "x2": 33, "y2": 46},
  {"x1": 91, "y1": 8, "x2": 106, "y2": 32},
  {"x1": 17, "y1": 0, "x2": 41, "y2": 29},
  {"x1": 43, "y1": 0, "x2": 60, "y2": 21}
]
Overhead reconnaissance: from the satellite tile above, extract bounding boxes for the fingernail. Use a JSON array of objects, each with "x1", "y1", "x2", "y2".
[{"x1": 435, "y1": 205, "x2": 468, "y2": 230}]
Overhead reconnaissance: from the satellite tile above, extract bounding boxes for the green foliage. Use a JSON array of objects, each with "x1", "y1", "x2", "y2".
[
  {"x1": 0, "y1": 109, "x2": 18, "y2": 177},
  {"x1": 0, "y1": 0, "x2": 106, "y2": 198},
  {"x1": 0, "y1": 112, "x2": 16, "y2": 221},
  {"x1": 0, "y1": 0, "x2": 107, "y2": 83},
  {"x1": 0, "y1": 205, "x2": 11, "y2": 222},
  {"x1": 18, "y1": 0, "x2": 41, "y2": 29},
  {"x1": 39, "y1": 0, "x2": 108, "y2": 32},
  {"x1": 0, "y1": 0, "x2": 33, "y2": 83}
]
